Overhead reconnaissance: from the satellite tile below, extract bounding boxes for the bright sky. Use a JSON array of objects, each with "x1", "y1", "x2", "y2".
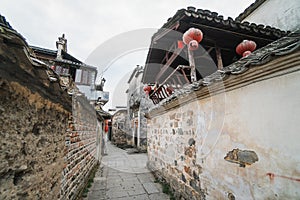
[{"x1": 1, "y1": 0, "x2": 254, "y2": 110}]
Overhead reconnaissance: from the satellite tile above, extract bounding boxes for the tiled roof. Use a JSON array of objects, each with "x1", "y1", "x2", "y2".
[
  {"x1": 235, "y1": 0, "x2": 267, "y2": 22},
  {"x1": 30, "y1": 46, "x2": 97, "y2": 70},
  {"x1": 96, "y1": 109, "x2": 111, "y2": 119},
  {"x1": 30, "y1": 45, "x2": 57, "y2": 57},
  {"x1": 152, "y1": 31, "x2": 300, "y2": 107},
  {"x1": 157, "y1": 6, "x2": 287, "y2": 40}
]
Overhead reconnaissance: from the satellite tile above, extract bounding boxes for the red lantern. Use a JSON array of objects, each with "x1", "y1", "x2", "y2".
[
  {"x1": 143, "y1": 85, "x2": 152, "y2": 95},
  {"x1": 104, "y1": 120, "x2": 109, "y2": 132},
  {"x1": 166, "y1": 86, "x2": 174, "y2": 95},
  {"x1": 177, "y1": 40, "x2": 184, "y2": 49},
  {"x1": 243, "y1": 50, "x2": 252, "y2": 57},
  {"x1": 183, "y1": 28, "x2": 203, "y2": 45},
  {"x1": 188, "y1": 40, "x2": 199, "y2": 51},
  {"x1": 236, "y1": 40, "x2": 256, "y2": 55}
]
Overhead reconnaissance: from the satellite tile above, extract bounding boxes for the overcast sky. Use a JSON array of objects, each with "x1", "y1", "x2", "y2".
[{"x1": 1, "y1": 0, "x2": 254, "y2": 110}]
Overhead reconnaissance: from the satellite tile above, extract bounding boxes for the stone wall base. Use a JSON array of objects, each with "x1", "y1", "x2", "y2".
[{"x1": 147, "y1": 161, "x2": 205, "y2": 200}]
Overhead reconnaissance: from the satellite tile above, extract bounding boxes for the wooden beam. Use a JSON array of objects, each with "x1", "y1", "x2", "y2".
[
  {"x1": 153, "y1": 21, "x2": 181, "y2": 42},
  {"x1": 155, "y1": 47, "x2": 183, "y2": 83},
  {"x1": 215, "y1": 47, "x2": 223, "y2": 70},
  {"x1": 188, "y1": 49, "x2": 197, "y2": 82},
  {"x1": 181, "y1": 68, "x2": 190, "y2": 84}
]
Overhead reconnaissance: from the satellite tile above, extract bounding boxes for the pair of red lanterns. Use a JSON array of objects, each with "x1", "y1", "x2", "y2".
[{"x1": 181, "y1": 28, "x2": 257, "y2": 57}]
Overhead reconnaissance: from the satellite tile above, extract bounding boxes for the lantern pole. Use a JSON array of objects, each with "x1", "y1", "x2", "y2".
[{"x1": 188, "y1": 49, "x2": 197, "y2": 82}]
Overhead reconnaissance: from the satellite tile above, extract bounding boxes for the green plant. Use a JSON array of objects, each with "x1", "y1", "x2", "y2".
[
  {"x1": 155, "y1": 179, "x2": 175, "y2": 200},
  {"x1": 80, "y1": 164, "x2": 98, "y2": 199}
]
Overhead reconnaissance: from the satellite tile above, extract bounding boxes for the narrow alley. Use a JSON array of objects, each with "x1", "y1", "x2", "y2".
[
  {"x1": 85, "y1": 142, "x2": 170, "y2": 200},
  {"x1": 1, "y1": 1, "x2": 300, "y2": 200}
]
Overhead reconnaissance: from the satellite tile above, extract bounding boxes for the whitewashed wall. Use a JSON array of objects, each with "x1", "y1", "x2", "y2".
[
  {"x1": 242, "y1": 0, "x2": 300, "y2": 31},
  {"x1": 148, "y1": 70, "x2": 300, "y2": 199}
]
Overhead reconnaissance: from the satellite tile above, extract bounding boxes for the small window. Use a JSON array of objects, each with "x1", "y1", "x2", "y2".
[
  {"x1": 82, "y1": 70, "x2": 89, "y2": 84},
  {"x1": 55, "y1": 65, "x2": 69, "y2": 75},
  {"x1": 75, "y1": 69, "x2": 82, "y2": 83}
]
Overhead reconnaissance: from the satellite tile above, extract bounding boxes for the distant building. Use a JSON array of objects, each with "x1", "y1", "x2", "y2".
[
  {"x1": 31, "y1": 34, "x2": 108, "y2": 105},
  {"x1": 126, "y1": 65, "x2": 150, "y2": 149},
  {"x1": 111, "y1": 109, "x2": 129, "y2": 147}
]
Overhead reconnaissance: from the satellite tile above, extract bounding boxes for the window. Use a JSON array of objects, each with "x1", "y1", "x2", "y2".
[
  {"x1": 55, "y1": 65, "x2": 69, "y2": 75},
  {"x1": 75, "y1": 68, "x2": 95, "y2": 85},
  {"x1": 75, "y1": 69, "x2": 82, "y2": 82}
]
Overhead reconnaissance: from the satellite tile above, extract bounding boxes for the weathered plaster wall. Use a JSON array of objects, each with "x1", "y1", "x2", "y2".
[
  {"x1": 0, "y1": 79, "x2": 69, "y2": 199},
  {"x1": 111, "y1": 111, "x2": 129, "y2": 147},
  {"x1": 243, "y1": 0, "x2": 300, "y2": 31},
  {"x1": 147, "y1": 70, "x2": 300, "y2": 199}
]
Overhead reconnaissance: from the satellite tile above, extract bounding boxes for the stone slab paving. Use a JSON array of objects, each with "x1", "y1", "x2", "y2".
[{"x1": 86, "y1": 142, "x2": 169, "y2": 200}]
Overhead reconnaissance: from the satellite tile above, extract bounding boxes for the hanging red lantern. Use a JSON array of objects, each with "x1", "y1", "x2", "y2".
[
  {"x1": 104, "y1": 120, "x2": 109, "y2": 132},
  {"x1": 183, "y1": 28, "x2": 203, "y2": 45},
  {"x1": 243, "y1": 50, "x2": 252, "y2": 57},
  {"x1": 143, "y1": 85, "x2": 152, "y2": 95},
  {"x1": 188, "y1": 40, "x2": 199, "y2": 51},
  {"x1": 166, "y1": 86, "x2": 174, "y2": 95},
  {"x1": 236, "y1": 40, "x2": 257, "y2": 55}
]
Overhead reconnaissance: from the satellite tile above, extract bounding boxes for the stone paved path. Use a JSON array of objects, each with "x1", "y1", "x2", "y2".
[{"x1": 86, "y1": 142, "x2": 170, "y2": 200}]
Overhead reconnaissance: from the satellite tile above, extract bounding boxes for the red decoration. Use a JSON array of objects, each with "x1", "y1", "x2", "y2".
[
  {"x1": 236, "y1": 40, "x2": 257, "y2": 55},
  {"x1": 166, "y1": 86, "x2": 174, "y2": 95},
  {"x1": 182, "y1": 28, "x2": 203, "y2": 45},
  {"x1": 243, "y1": 50, "x2": 252, "y2": 57},
  {"x1": 104, "y1": 120, "x2": 109, "y2": 132},
  {"x1": 177, "y1": 40, "x2": 184, "y2": 49},
  {"x1": 188, "y1": 40, "x2": 199, "y2": 51},
  {"x1": 143, "y1": 85, "x2": 152, "y2": 95},
  {"x1": 50, "y1": 65, "x2": 56, "y2": 70}
]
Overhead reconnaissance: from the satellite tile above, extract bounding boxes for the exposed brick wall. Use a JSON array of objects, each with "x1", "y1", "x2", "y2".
[{"x1": 61, "y1": 96, "x2": 102, "y2": 199}]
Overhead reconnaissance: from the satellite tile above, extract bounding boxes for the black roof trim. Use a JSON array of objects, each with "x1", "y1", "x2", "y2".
[
  {"x1": 30, "y1": 45, "x2": 57, "y2": 57},
  {"x1": 155, "y1": 6, "x2": 287, "y2": 40},
  {"x1": 236, "y1": 0, "x2": 267, "y2": 22}
]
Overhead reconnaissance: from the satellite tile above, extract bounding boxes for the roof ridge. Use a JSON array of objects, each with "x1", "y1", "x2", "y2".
[{"x1": 235, "y1": 0, "x2": 267, "y2": 21}]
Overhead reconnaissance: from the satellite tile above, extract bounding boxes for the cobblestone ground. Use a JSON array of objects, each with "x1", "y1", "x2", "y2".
[{"x1": 85, "y1": 142, "x2": 170, "y2": 200}]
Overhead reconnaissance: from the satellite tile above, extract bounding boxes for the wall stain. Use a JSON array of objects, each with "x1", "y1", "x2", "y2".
[{"x1": 224, "y1": 148, "x2": 258, "y2": 167}]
